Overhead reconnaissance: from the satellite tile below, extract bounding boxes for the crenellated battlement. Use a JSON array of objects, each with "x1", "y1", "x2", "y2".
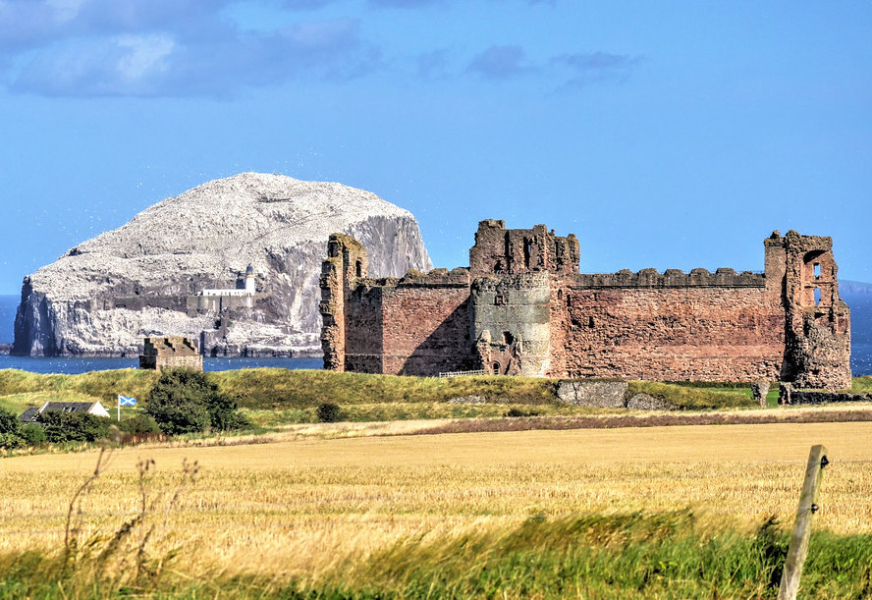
[{"x1": 570, "y1": 268, "x2": 766, "y2": 289}]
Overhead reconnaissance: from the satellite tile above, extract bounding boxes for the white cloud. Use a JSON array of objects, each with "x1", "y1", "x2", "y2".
[
  {"x1": 115, "y1": 34, "x2": 174, "y2": 83},
  {"x1": 9, "y1": 16, "x2": 379, "y2": 97},
  {"x1": 45, "y1": 0, "x2": 86, "y2": 23}
]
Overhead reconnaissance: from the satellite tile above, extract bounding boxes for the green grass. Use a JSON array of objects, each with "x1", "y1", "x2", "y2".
[
  {"x1": 4, "y1": 369, "x2": 862, "y2": 430},
  {"x1": 1, "y1": 512, "x2": 869, "y2": 598},
  {"x1": 213, "y1": 369, "x2": 560, "y2": 409},
  {"x1": 628, "y1": 381, "x2": 757, "y2": 410},
  {"x1": 219, "y1": 371, "x2": 761, "y2": 413},
  {"x1": 242, "y1": 402, "x2": 614, "y2": 427},
  {"x1": 851, "y1": 376, "x2": 872, "y2": 393},
  {"x1": 0, "y1": 369, "x2": 158, "y2": 407},
  {"x1": 308, "y1": 512, "x2": 872, "y2": 599}
]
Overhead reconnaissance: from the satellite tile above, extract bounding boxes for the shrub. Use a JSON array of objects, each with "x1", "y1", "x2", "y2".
[
  {"x1": 145, "y1": 369, "x2": 247, "y2": 435},
  {"x1": 316, "y1": 403, "x2": 341, "y2": 423},
  {"x1": 20, "y1": 423, "x2": 46, "y2": 445},
  {"x1": 118, "y1": 414, "x2": 162, "y2": 435},
  {"x1": 207, "y1": 391, "x2": 250, "y2": 431},
  {"x1": 0, "y1": 406, "x2": 22, "y2": 435},
  {"x1": 37, "y1": 411, "x2": 112, "y2": 443},
  {"x1": 506, "y1": 408, "x2": 541, "y2": 418},
  {"x1": 0, "y1": 432, "x2": 24, "y2": 449}
]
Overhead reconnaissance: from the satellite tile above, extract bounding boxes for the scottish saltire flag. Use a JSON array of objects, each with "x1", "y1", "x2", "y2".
[{"x1": 118, "y1": 395, "x2": 137, "y2": 406}]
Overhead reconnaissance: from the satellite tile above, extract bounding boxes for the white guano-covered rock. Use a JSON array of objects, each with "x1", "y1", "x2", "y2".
[{"x1": 14, "y1": 173, "x2": 432, "y2": 357}]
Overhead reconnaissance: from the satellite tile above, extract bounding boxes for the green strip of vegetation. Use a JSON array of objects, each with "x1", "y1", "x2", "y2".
[
  {"x1": 2, "y1": 512, "x2": 869, "y2": 598},
  {"x1": 4, "y1": 368, "x2": 858, "y2": 428},
  {"x1": 308, "y1": 512, "x2": 872, "y2": 599},
  {"x1": 628, "y1": 381, "x2": 756, "y2": 410},
  {"x1": 0, "y1": 369, "x2": 158, "y2": 407},
  {"x1": 851, "y1": 376, "x2": 872, "y2": 393},
  {"x1": 213, "y1": 369, "x2": 561, "y2": 408}
]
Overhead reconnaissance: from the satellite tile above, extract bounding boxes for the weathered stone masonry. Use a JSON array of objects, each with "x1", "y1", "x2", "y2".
[{"x1": 320, "y1": 221, "x2": 851, "y2": 389}]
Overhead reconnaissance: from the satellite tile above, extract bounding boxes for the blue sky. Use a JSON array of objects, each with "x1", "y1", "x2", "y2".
[{"x1": 1, "y1": 0, "x2": 870, "y2": 294}]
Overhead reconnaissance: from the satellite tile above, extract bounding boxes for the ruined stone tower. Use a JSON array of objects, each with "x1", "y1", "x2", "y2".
[
  {"x1": 320, "y1": 221, "x2": 851, "y2": 389},
  {"x1": 319, "y1": 234, "x2": 369, "y2": 372},
  {"x1": 765, "y1": 230, "x2": 851, "y2": 389}
]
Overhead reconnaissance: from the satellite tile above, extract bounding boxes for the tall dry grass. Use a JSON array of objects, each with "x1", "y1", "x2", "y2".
[{"x1": 2, "y1": 421, "x2": 871, "y2": 588}]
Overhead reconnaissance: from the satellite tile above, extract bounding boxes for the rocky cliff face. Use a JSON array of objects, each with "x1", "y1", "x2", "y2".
[{"x1": 13, "y1": 173, "x2": 432, "y2": 357}]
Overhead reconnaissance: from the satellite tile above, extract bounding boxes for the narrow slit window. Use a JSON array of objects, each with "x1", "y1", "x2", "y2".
[
  {"x1": 814, "y1": 263, "x2": 821, "y2": 279},
  {"x1": 355, "y1": 260, "x2": 362, "y2": 278},
  {"x1": 814, "y1": 288, "x2": 822, "y2": 305}
]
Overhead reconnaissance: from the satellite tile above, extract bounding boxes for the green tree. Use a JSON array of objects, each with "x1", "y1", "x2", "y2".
[
  {"x1": 0, "y1": 407, "x2": 24, "y2": 449},
  {"x1": 144, "y1": 369, "x2": 247, "y2": 435},
  {"x1": 118, "y1": 413, "x2": 163, "y2": 435},
  {"x1": 20, "y1": 423, "x2": 47, "y2": 445},
  {"x1": 0, "y1": 406, "x2": 22, "y2": 435}
]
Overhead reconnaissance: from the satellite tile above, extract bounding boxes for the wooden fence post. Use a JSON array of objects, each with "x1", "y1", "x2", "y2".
[{"x1": 778, "y1": 444, "x2": 828, "y2": 600}]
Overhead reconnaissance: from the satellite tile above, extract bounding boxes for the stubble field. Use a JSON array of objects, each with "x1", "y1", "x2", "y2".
[{"x1": 2, "y1": 420, "x2": 872, "y2": 597}]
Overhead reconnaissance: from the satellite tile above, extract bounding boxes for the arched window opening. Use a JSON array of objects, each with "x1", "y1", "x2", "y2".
[
  {"x1": 492, "y1": 362, "x2": 502, "y2": 375},
  {"x1": 355, "y1": 260, "x2": 362, "y2": 278}
]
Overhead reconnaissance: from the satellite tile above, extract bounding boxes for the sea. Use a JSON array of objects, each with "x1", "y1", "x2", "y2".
[
  {"x1": 1, "y1": 293, "x2": 871, "y2": 376},
  {"x1": 0, "y1": 295, "x2": 320, "y2": 374}
]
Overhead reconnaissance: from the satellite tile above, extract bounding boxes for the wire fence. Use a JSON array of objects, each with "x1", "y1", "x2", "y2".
[{"x1": 438, "y1": 369, "x2": 487, "y2": 378}]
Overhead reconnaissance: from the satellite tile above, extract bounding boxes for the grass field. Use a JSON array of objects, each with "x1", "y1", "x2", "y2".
[
  {"x1": 2, "y1": 421, "x2": 871, "y2": 597},
  {"x1": 0, "y1": 368, "x2": 765, "y2": 430}
]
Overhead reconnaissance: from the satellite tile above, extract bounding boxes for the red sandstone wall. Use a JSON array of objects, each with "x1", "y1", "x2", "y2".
[
  {"x1": 552, "y1": 284, "x2": 786, "y2": 381},
  {"x1": 344, "y1": 286, "x2": 385, "y2": 373},
  {"x1": 380, "y1": 283, "x2": 474, "y2": 376},
  {"x1": 325, "y1": 227, "x2": 850, "y2": 389}
]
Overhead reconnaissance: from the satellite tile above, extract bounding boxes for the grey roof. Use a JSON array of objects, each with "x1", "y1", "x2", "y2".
[
  {"x1": 19, "y1": 407, "x2": 41, "y2": 423},
  {"x1": 41, "y1": 402, "x2": 98, "y2": 413},
  {"x1": 19, "y1": 402, "x2": 104, "y2": 423}
]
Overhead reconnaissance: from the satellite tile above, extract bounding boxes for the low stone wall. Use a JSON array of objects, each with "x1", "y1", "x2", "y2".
[
  {"x1": 555, "y1": 381, "x2": 676, "y2": 410},
  {"x1": 557, "y1": 381, "x2": 628, "y2": 408},
  {"x1": 626, "y1": 393, "x2": 676, "y2": 411},
  {"x1": 779, "y1": 383, "x2": 872, "y2": 405}
]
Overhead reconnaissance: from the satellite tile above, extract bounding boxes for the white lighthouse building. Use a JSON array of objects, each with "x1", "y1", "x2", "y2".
[
  {"x1": 241, "y1": 264, "x2": 256, "y2": 293},
  {"x1": 199, "y1": 264, "x2": 258, "y2": 298}
]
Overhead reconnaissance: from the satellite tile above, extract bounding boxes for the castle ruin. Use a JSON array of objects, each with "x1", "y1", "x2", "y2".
[{"x1": 319, "y1": 220, "x2": 851, "y2": 389}]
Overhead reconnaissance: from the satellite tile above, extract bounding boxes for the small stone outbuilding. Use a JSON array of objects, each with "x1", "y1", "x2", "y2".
[{"x1": 139, "y1": 336, "x2": 203, "y2": 371}]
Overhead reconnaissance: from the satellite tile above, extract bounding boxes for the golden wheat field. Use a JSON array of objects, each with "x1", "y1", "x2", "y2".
[{"x1": 1, "y1": 421, "x2": 871, "y2": 583}]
